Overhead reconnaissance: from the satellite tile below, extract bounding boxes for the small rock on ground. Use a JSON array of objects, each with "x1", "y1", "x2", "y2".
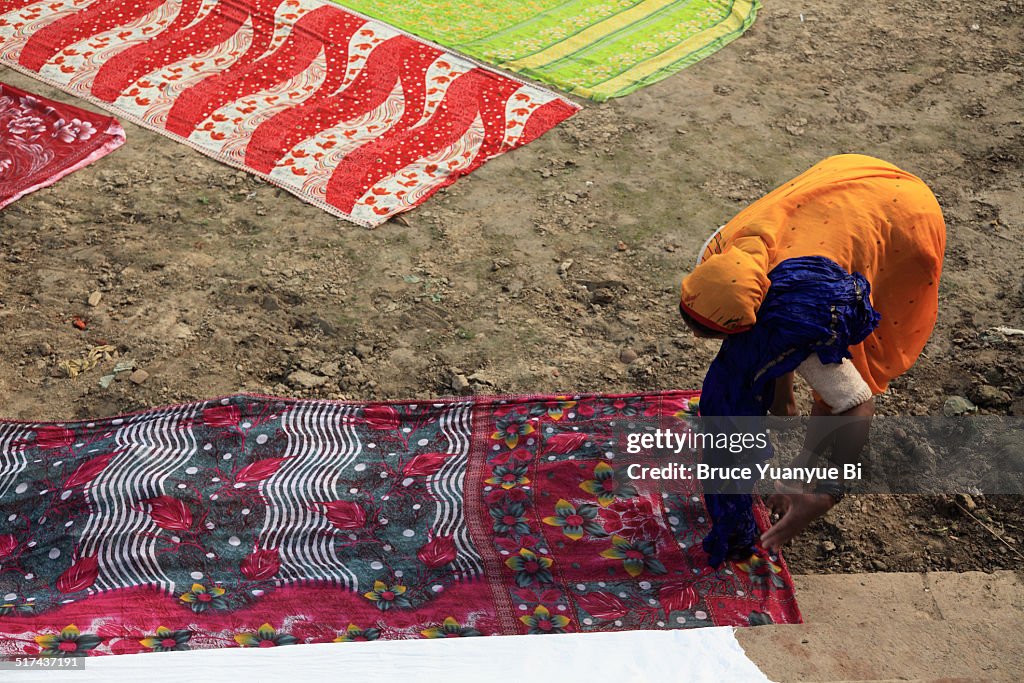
[
  {"x1": 943, "y1": 396, "x2": 977, "y2": 416},
  {"x1": 970, "y1": 385, "x2": 1012, "y2": 408}
]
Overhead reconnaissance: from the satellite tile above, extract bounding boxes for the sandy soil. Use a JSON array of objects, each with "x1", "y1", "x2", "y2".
[
  {"x1": 738, "y1": 571, "x2": 1024, "y2": 681},
  {"x1": 1, "y1": 0, "x2": 1022, "y2": 573}
]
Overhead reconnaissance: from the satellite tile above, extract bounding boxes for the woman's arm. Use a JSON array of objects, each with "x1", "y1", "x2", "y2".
[
  {"x1": 760, "y1": 396, "x2": 874, "y2": 551},
  {"x1": 800, "y1": 394, "x2": 875, "y2": 467}
]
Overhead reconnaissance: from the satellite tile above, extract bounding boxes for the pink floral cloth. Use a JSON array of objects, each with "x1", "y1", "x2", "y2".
[{"x1": 0, "y1": 82, "x2": 124, "y2": 209}]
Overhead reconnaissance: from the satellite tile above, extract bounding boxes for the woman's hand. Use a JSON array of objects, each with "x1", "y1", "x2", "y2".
[
  {"x1": 760, "y1": 492, "x2": 836, "y2": 551},
  {"x1": 759, "y1": 395, "x2": 873, "y2": 551}
]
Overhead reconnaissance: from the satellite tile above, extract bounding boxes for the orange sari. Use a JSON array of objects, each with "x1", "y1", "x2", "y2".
[{"x1": 680, "y1": 154, "x2": 946, "y2": 394}]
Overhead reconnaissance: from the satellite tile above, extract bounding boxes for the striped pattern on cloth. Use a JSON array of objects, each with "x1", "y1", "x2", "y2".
[
  {"x1": 0, "y1": 0, "x2": 577, "y2": 226},
  {"x1": 334, "y1": 0, "x2": 760, "y2": 100}
]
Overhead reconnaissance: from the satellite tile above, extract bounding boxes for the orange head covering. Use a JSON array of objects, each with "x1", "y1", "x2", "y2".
[
  {"x1": 679, "y1": 154, "x2": 945, "y2": 392},
  {"x1": 679, "y1": 234, "x2": 774, "y2": 334}
]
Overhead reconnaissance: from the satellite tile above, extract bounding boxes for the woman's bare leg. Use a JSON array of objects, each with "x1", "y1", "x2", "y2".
[{"x1": 770, "y1": 372, "x2": 797, "y2": 416}]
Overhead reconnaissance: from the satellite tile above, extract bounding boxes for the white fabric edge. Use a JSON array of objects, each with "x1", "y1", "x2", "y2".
[
  {"x1": 4, "y1": 626, "x2": 770, "y2": 683},
  {"x1": 695, "y1": 224, "x2": 727, "y2": 268}
]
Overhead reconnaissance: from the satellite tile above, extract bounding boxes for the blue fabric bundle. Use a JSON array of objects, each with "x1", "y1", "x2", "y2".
[{"x1": 698, "y1": 256, "x2": 881, "y2": 567}]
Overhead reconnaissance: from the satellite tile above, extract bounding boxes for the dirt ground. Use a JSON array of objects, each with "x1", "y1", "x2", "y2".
[{"x1": 1, "y1": 0, "x2": 1022, "y2": 575}]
